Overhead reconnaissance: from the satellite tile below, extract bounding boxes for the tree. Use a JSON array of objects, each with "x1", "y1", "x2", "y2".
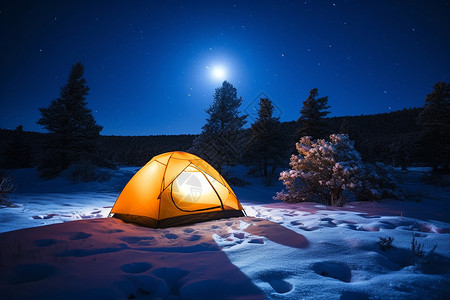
[
  {"x1": 1, "y1": 125, "x2": 32, "y2": 169},
  {"x1": 274, "y1": 134, "x2": 363, "y2": 206},
  {"x1": 244, "y1": 98, "x2": 283, "y2": 177},
  {"x1": 296, "y1": 88, "x2": 330, "y2": 139},
  {"x1": 191, "y1": 81, "x2": 247, "y2": 172},
  {"x1": 417, "y1": 82, "x2": 450, "y2": 173},
  {"x1": 37, "y1": 62, "x2": 103, "y2": 178}
]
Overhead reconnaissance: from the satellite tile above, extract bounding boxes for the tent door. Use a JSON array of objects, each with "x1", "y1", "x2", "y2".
[{"x1": 169, "y1": 168, "x2": 223, "y2": 212}]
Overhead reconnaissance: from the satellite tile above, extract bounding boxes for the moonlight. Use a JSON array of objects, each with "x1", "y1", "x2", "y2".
[{"x1": 211, "y1": 66, "x2": 226, "y2": 80}]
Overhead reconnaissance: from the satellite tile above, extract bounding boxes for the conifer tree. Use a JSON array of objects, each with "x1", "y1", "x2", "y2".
[
  {"x1": 296, "y1": 88, "x2": 330, "y2": 139},
  {"x1": 37, "y1": 62, "x2": 103, "y2": 178},
  {"x1": 191, "y1": 81, "x2": 247, "y2": 172},
  {"x1": 244, "y1": 98, "x2": 283, "y2": 177},
  {"x1": 2, "y1": 125, "x2": 32, "y2": 169},
  {"x1": 417, "y1": 82, "x2": 450, "y2": 172}
]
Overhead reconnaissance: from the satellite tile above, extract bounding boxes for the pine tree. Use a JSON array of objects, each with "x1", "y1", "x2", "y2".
[
  {"x1": 37, "y1": 62, "x2": 103, "y2": 178},
  {"x1": 244, "y1": 98, "x2": 283, "y2": 177},
  {"x1": 191, "y1": 81, "x2": 247, "y2": 172},
  {"x1": 2, "y1": 125, "x2": 32, "y2": 169},
  {"x1": 417, "y1": 82, "x2": 450, "y2": 172},
  {"x1": 296, "y1": 88, "x2": 330, "y2": 139}
]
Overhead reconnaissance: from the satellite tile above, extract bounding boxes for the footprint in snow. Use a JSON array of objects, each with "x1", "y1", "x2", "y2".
[
  {"x1": 120, "y1": 262, "x2": 152, "y2": 274},
  {"x1": 320, "y1": 218, "x2": 337, "y2": 227},
  {"x1": 185, "y1": 234, "x2": 201, "y2": 241},
  {"x1": 107, "y1": 229, "x2": 124, "y2": 234},
  {"x1": 290, "y1": 220, "x2": 303, "y2": 226},
  {"x1": 120, "y1": 236, "x2": 155, "y2": 244},
  {"x1": 340, "y1": 291, "x2": 370, "y2": 300},
  {"x1": 33, "y1": 239, "x2": 58, "y2": 247},
  {"x1": 248, "y1": 238, "x2": 264, "y2": 244},
  {"x1": 312, "y1": 261, "x2": 352, "y2": 283},
  {"x1": 32, "y1": 214, "x2": 58, "y2": 220},
  {"x1": 283, "y1": 212, "x2": 299, "y2": 217},
  {"x1": 357, "y1": 214, "x2": 381, "y2": 219},
  {"x1": 70, "y1": 232, "x2": 92, "y2": 240},
  {"x1": 257, "y1": 270, "x2": 293, "y2": 294},
  {"x1": 9, "y1": 263, "x2": 56, "y2": 284},
  {"x1": 233, "y1": 232, "x2": 246, "y2": 239},
  {"x1": 345, "y1": 224, "x2": 358, "y2": 230},
  {"x1": 298, "y1": 225, "x2": 320, "y2": 232},
  {"x1": 252, "y1": 218, "x2": 264, "y2": 222},
  {"x1": 152, "y1": 267, "x2": 189, "y2": 295},
  {"x1": 378, "y1": 221, "x2": 396, "y2": 229},
  {"x1": 164, "y1": 233, "x2": 178, "y2": 240},
  {"x1": 183, "y1": 228, "x2": 194, "y2": 233}
]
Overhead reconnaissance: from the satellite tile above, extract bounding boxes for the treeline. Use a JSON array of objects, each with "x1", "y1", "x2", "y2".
[
  {"x1": 325, "y1": 107, "x2": 423, "y2": 166},
  {"x1": 0, "y1": 131, "x2": 196, "y2": 168},
  {"x1": 0, "y1": 107, "x2": 423, "y2": 169},
  {"x1": 99, "y1": 134, "x2": 196, "y2": 166}
]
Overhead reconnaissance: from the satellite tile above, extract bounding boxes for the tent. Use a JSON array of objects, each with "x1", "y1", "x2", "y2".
[{"x1": 110, "y1": 151, "x2": 245, "y2": 228}]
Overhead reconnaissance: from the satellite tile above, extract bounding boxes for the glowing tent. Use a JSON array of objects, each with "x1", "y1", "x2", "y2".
[{"x1": 110, "y1": 151, "x2": 245, "y2": 228}]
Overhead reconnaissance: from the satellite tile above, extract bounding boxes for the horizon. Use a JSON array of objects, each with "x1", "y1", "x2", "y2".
[{"x1": 1, "y1": 0, "x2": 449, "y2": 135}]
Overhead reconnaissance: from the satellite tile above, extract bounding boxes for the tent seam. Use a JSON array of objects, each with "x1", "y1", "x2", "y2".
[{"x1": 158, "y1": 152, "x2": 175, "y2": 222}]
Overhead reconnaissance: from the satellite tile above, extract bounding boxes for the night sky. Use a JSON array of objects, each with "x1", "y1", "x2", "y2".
[{"x1": 1, "y1": 0, "x2": 449, "y2": 136}]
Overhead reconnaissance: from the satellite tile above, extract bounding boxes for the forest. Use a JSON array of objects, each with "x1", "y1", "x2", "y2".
[{"x1": 0, "y1": 107, "x2": 423, "y2": 168}]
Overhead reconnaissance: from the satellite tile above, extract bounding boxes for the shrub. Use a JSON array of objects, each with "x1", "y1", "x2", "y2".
[
  {"x1": 377, "y1": 236, "x2": 394, "y2": 250},
  {"x1": 0, "y1": 173, "x2": 15, "y2": 206},
  {"x1": 63, "y1": 162, "x2": 111, "y2": 183},
  {"x1": 274, "y1": 134, "x2": 363, "y2": 206},
  {"x1": 275, "y1": 134, "x2": 399, "y2": 206},
  {"x1": 356, "y1": 163, "x2": 398, "y2": 201},
  {"x1": 411, "y1": 235, "x2": 437, "y2": 263}
]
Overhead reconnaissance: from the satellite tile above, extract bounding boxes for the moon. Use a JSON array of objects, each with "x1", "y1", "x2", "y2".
[{"x1": 211, "y1": 66, "x2": 226, "y2": 80}]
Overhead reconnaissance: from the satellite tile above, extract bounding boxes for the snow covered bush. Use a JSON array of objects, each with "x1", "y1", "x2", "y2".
[
  {"x1": 355, "y1": 162, "x2": 398, "y2": 201},
  {"x1": 274, "y1": 134, "x2": 364, "y2": 206},
  {"x1": 63, "y1": 162, "x2": 111, "y2": 183},
  {"x1": 274, "y1": 134, "x2": 399, "y2": 205},
  {"x1": 0, "y1": 173, "x2": 15, "y2": 206}
]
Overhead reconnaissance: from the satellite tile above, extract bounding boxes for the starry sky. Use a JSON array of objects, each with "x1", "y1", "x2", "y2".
[{"x1": 1, "y1": 0, "x2": 449, "y2": 136}]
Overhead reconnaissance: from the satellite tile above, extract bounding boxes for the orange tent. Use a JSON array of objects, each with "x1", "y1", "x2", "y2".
[{"x1": 110, "y1": 151, "x2": 245, "y2": 228}]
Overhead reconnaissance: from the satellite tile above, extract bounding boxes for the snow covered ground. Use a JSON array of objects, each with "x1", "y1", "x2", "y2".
[{"x1": 0, "y1": 166, "x2": 449, "y2": 299}]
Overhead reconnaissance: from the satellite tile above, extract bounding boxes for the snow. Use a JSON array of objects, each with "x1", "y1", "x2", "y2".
[{"x1": 0, "y1": 166, "x2": 449, "y2": 299}]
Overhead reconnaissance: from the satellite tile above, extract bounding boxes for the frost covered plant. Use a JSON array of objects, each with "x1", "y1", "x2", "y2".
[
  {"x1": 274, "y1": 134, "x2": 363, "y2": 206},
  {"x1": 0, "y1": 174, "x2": 15, "y2": 206},
  {"x1": 378, "y1": 236, "x2": 394, "y2": 250},
  {"x1": 411, "y1": 235, "x2": 437, "y2": 263}
]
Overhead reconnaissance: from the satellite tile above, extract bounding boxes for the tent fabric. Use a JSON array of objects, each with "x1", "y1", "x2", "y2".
[{"x1": 110, "y1": 151, "x2": 245, "y2": 228}]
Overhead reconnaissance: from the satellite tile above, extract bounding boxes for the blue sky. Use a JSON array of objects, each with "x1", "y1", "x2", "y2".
[{"x1": 1, "y1": 0, "x2": 449, "y2": 135}]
